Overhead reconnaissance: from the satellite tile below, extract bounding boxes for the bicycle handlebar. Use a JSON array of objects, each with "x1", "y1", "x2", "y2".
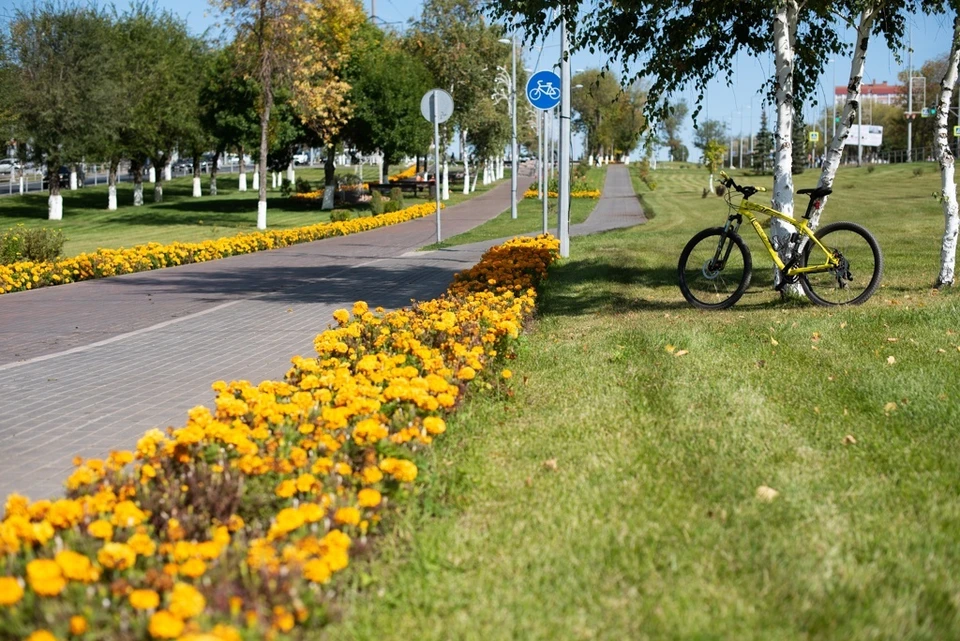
[{"x1": 719, "y1": 171, "x2": 766, "y2": 195}]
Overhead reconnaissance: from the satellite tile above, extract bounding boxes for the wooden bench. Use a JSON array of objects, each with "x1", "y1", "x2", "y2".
[{"x1": 368, "y1": 180, "x2": 436, "y2": 197}]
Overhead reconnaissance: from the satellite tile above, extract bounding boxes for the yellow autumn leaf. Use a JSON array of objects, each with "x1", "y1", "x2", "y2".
[{"x1": 770, "y1": 336, "x2": 779, "y2": 346}]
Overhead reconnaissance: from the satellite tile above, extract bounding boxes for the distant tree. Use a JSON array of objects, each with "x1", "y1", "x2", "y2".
[
  {"x1": 693, "y1": 118, "x2": 727, "y2": 189},
  {"x1": 7, "y1": 3, "x2": 116, "y2": 219},
  {"x1": 571, "y1": 69, "x2": 646, "y2": 160},
  {"x1": 658, "y1": 100, "x2": 689, "y2": 162},
  {"x1": 703, "y1": 139, "x2": 727, "y2": 191},
  {"x1": 752, "y1": 109, "x2": 774, "y2": 174},
  {"x1": 791, "y1": 110, "x2": 808, "y2": 174}
]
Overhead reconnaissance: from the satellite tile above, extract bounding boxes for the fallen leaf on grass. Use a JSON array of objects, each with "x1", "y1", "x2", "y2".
[
  {"x1": 887, "y1": 356, "x2": 896, "y2": 365},
  {"x1": 756, "y1": 486, "x2": 779, "y2": 502},
  {"x1": 840, "y1": 322, "x2": 848, "y2": 329},
  {"x1": 524, "y1": 477, "x2": 533, "y2": 487},
  {"x1": 812, "y1": 332, "x2": 821, "y2": 342},
  {"x1": 937, "y1": 349, "x2": 946, "y2": 354},
  {"x1": 664, "y1": 344, "x2": 676, "y2": 353},
  {"x1": 843, "y1": 434, "x2": 857, "y2": 445},
  {"x1": 883, "y1": 401, "x2": 898, "y2": 414},
  {"x1": 542, "y1": 459, "x2": 558, "y2": 471},
  {"x1": 770, "y1": 336, "x2": 779, "y2": 346},
  {"x1": 887, "y1": 337, "x2": 898, "y2": 343},
  {"x1": 674, "y1": 350, "x2": 689, "y2": 357}
]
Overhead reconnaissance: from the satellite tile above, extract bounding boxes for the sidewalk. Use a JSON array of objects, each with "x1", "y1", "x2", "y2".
[{"x1": 0, "y1": 166, "x2": 643, "y2": 501}]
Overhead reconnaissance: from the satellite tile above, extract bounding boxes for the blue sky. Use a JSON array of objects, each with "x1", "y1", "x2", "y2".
[{"x1": 6, "y1": 0, "x2": 953, "y2": 158}]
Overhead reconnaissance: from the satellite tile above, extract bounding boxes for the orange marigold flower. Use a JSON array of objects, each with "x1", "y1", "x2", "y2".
[
  {"x1": 97, "y1": 542, "x2": 137, "y2": 571},
  {"x1": 55, "y1": 550, "x2": 98, "y2": 583},
  {"x1": 26, "y1": 559, "x2": 65, "y2": 597},
  {"x1": 178, "y1": 558, "x2": 206, "y2": 578},
  {"x1": 129, "y1": 588, "x2": 161, "y2": 610},
  {"x1": 0, "y1": 576, "x2": 24, "y2": 605},
  {"x1": 168, "y1": 582, "x2": 205, "y2": 619},
  {"x1": 25, "y1": 631, "x2": 57, "y2": 641},
  {"x1": 87, "y1": 519, "x2": 113, "y2": 541},
  {"x1": 423, "y1": 416, "x2": 446, "y2": 435},
  {"x1": 148, "y1": 610, "x2": 184, "y2": 639},
  {"x1": 333, "y1": 507, "x2": 360, "y2": 526},
  {"x1": 69, "y1": 615, "x2": 88, "y2": 635}
]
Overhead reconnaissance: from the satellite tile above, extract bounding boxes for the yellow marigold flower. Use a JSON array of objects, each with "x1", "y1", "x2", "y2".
[
  {"x1": 127, "y1": 532, "x2": 157, "y2": 556},
  {"x1": 148, "y1": 610, "x2": 185, "y2": 639},
  {"x1": 423, "y1": 416, "x2": 446, "y2": 435},
  {"x1": 274, "y1": 480, "x2": 297, "y2": 498},
  {"x1": 352, "y1": 300, "x2": 369, "y2": 317},
  {"x1": 361, "y1": 466, "x2": 383, "y2": 485},
  {"x1": 379, "y1": 457, "x2": 418, "y2": 483},
  {"x1": 45, "y1": 499, "x2": 83, "y2": 529},
  {"x1": 457, "y1": 366, "x2": 476, "y2": 381},
  {"x1": 0, "y1": 576, "x2": 24, "y2": 605},
  {"x1": 87, "y1": 519, "x2": 113, "y2": 541},
  {"x1": 129, "y1": 588, "x2": 161, "y2": 610},
  {"x1": 97, "y1": 542, "x2": 137, "y2": 571},
  {"x1": 357, "y1": 489, "x2": 382, "y2": 508},
  {"x1": 4, "y1": 493, "x2": 29, "y2": 519},
  {"x1": 299, "y1": 503, "x2": 324, "y2": 523},
  {"x1": 178, "y1": 558, "x2": 206, "y2": 578},
  {"x1": 302, "y1": 558, "x2": 331, "y2": 584},
  {"x1": 352, "y1": 418, "x2": 388, "y2": 445},
  {"x1": 311, "y1": 457, "x2": 333, "y2": 475},
  {"x1": 501, "y1": 369, "x2": 513, "y2": 379},
  {"x1": 167, "y1": 518, "x2": 185, "y2": 541},
  {"x1": 333, "y1": 507, "x2": 360, "y2": 526},
  {"x1": 295, "y1": 473, "x2": 318, "y2": 493},
  {"x1": 69, "y1": 615, "x2": 87, "y2": 635},
  {"x1": 168, "y1": 582, "x2": 205, "y2": 619},
  {"x1": 25, "y1": 631, "x2": 57, "y2": 641},
  {"x1": 26, "y1": 559, "x2": 65, "y2": 597},
  {"x1": 111, "y1": 500, "x2": 147, "y2": 527},
  {"x1": 226, "y1": 514, "x2": 244, "y2": 532},
  {"x1": 332, "y1": 309, "x2": 350, "y2": 325},
  {"x1": 55, "y1": 550, "x2": 98, "y2": 583},
  {"x1": 334, "y1": 462, "x2": 353, "y2": 476}
]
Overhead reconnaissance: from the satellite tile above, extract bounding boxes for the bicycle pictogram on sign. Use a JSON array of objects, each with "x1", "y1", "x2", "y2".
[{"x1": 526, "y1": 71, "x2": 562, "y2": 110}]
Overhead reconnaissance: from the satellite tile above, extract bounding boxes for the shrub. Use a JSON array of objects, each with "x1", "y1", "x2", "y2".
[
  {"x1": 715, "y1": 184, "x2": 726, "y2": 197},
  {"x1": 280, "y1": 178, "x2": 293, "y2": 198},
  {"x1": 913, "y1": 167, "x2": 924, "y2": 178},
  {"x1": 702, "y1": 188, "x2": 710, "y2": 199},
  {"x1": 330, "y1": 209, "x2": 350, "y2": 222},
  {"x1": 295, "y1": 177, "x2": 312, "y2": 193},
  {"x1": 0, "y1": 225, "x2": 65, "y2": 265},
  {"x1": 867, "y1": 165, "x2": 876, "y2": 173},
  {"x1": 370, "y1": 190, "x2": 385, "y2": 216},
  {"x1": 389, "y1": 187, "x2": 405, "y2": 210},
  {"x1": 383, "y1": 200, "x2": 401, "y2": 214}
]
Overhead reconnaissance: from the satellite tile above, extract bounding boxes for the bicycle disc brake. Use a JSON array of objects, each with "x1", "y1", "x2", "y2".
[{"x1": 832, "y1": 251, "x2": 852, "y2": 289}]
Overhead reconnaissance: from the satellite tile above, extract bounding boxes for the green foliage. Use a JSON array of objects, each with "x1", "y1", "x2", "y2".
[
  {"x1": 571, "y1": 68, "x2": 645, "y2": 159},
  {"x1": 370, "y1": 190, "x2": 385, "y2": 216},
  {"x1": 693, "y1": 119, "x2": 728, "y2": 153},
  {"x1": 295, "y1": 177, "x2": 313, "y2": 193},
  {"x1": 752, "y1": 110, "x2": 774, "y2": 175},
  {"x1": 659, "y1": 100, "x2": 689, "y2": 162},
  {"x1": 913, "y1": 167, "x2": 924, "y2": 178},
  {"x1": 1, "y1": 224, "x2": 65, "y2": 264},
  {"x1": 703, "y1": 140, "x2": 727, "y2": 177},
  {"x1": 791, "y1": 116, "x2": 807, "y2": 175},
  {"x1": 329, "y1": 209, "x2": 351, "y2": 222},
  {"x1": 867, "y1": 165, "x2": 877, "y2": 173},
  {"x1": 280, "y1": 178, "x2": 293, "y2": 198},
  {"x1": 389, "y1": 187, "x2": 405, "y2": 209}
]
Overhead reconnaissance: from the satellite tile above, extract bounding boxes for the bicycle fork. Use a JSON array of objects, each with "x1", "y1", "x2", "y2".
[{"x1": 711, "y1": 215, "x2": 743, "y2": 270}]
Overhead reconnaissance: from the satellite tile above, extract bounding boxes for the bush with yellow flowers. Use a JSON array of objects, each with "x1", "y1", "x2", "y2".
[
  {"x1": 0, "y1": 234, "x2": 560, "y2": 640},
  {"x1": 523, "y1": 189, "x2": 601, "y2": 199},
  {"x1": 387, "y1": 165, "x2": 417, "y2": 182},
  {"x1": 0, "y1": 201, "x2": 442, "y2": 295}
]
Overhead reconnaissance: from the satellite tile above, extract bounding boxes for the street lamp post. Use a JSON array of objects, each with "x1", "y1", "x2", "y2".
[
  {"x1": 499, "y1": 36, "x2": 518, "y2": 219},
  {"x1": 558, "y1": 17, "x2": 571, "y2": 258}
]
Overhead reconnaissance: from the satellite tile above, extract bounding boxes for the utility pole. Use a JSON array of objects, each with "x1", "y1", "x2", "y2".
[
  {"x1": 558, "y1": 17, "x2": 571, "y2": 258},
  {"x1": 371, "y1": 0, "x2": 375, "y2": 21},
  {"x1": 907, "y1": 25, "x2": 913, "y2": 162},
  {"x1": 510, "y1": 35, "x2": 518, "y2": 219}
]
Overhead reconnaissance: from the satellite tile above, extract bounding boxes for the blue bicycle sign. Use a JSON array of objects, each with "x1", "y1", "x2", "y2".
[{"x1": 526, "y1": 71, "x2": 562, "y2": 110}]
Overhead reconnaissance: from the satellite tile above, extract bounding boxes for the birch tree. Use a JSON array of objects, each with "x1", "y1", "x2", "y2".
[{"x1": 934, "y1": 11, "x2": 960, "y2": 287}]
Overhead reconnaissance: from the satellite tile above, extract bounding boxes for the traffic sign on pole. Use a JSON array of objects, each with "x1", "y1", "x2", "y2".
[
  {"x1": 421, "y1": 89, "x2": 454, "y2": 244},
  {"x1": 808, "y1": 131, "x2": 820, "y2": 142},
  {"x1": 954, "y1": 125, "x2": 960, "y2": 137},
  {"x1": 526, "y1": 71, "x2": 562, "y2": 111}
]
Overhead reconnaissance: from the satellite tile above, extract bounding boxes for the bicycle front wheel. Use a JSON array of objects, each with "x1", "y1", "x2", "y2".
[
  {"x1": 799, "y1": 221, "x2": 883, "y2": 306},
  {"x1": 678, "y1": 227, "x2": 752, "y2": 310}
]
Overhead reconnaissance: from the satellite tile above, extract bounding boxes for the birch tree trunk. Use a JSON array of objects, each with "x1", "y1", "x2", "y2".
[
  {"x1": 69, "y1": 166, "x2": 77, "y2": 190},
  {"x1": 442, "y1": 159, "x2": 449, "y2": 200},
  {"x1": 935, "y1": 14, "x2": 960, "y2": 288},
  {"x1": 132, "y1": 162, "x2": 144, "y2": 206},
  {"x1": 770, "y1": 0, "x2": 800, "y2": 295},
  {"x1": 322, "y1": 145, "x2": 336, "y2": 211},
  {"x1": 108, "y1": 160, "x2": 119, "y2": 211},
  {"x1": 808, "y1": 6, "x2": 877, "y2": 231},
  {"x1": 192, "y1": 153, "x2": 202, "y2": 198},
  {"x1": 462, "y1": 129, "x2": 470, "y2": 195},
  {"x1": 258, "y1": 107, "x2": 270, "y2": 230},
  {"x1": 210, "y1": 151, "x2": 220, "y2": 197},
  {"x1": 48, "y1": 169, "x2": 62, "y2": 220},
  {"x1": 239, "y1": 146, "x2": 248, "y2": 192}
]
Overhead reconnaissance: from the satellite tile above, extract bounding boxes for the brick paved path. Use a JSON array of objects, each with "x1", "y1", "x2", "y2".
[{"x1": 0, "y1": 165, "x2": 643, "y2": 501}]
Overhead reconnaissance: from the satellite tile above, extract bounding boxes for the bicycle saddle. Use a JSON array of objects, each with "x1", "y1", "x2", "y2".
[{"x1": 797, "y1": 186, "x2": 833, "y2": 198}]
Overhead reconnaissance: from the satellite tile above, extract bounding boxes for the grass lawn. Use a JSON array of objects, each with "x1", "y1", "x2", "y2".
[
  {"x1": 0, "y1": 165, "x2": 504, "y2": 257},
  {"x1": 423, "y1": 166, "x2": 607, "y2": 249},
  {"x1": 322, "y1": 161, "x2": 960, "y2": 640}
]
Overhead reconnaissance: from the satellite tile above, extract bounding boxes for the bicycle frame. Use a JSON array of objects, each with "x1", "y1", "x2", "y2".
[{"x1": 725, "y1": 198, "x2": 840, "y2": 275}]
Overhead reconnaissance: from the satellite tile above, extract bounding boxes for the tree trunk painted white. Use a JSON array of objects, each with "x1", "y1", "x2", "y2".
[
  {"x1": 442, "y1": 159, "x2": 450, "y2": 200},
  {"x1": 239, "y1": 173, "x2": 247, "y2": 192},
  {"x1": 286, "y1": 163, "x2": 295, "y2": 184},
  {"x1": 164, "y1": 166, "x2": 171, "y2": 181},
  {"x1": 69, "y1": 169, "x2": 77, "y2": 190},
  {"x1": 589, "y1": 155, "x2": 594, "y2": 167},
  {"x1": 257, "y1": 200, "x2": 267, "y2": 230},
  {"x1": 771, "y1": 0, "x2": 800, "y2": 295},
  {"x1": 252, "y1": 170, "x2": 259, "y2": 191},
  {"x1": 461, "y1": 129, "x2": 470, "y2": 195},
  {"x1": 272, "y1": 172, "x2": 278, "y2": 188},
  {"x1": 19, "y1": 175, "x2": 24, "y2": 194},
  {"x1": 709, "y1": 173, "x2": 714, "y2": 192},
  {"x1": 48, "y1": 194, "x2": 63, "y2": 220},
  {"x1": 808, "y1": 7, "x2": 876, "y2": 231},
  {"x1": 190, "y1": 176, "x2": 200, "y2": 198},
  {"x1": 154, "y1": 182, "x2": 163, "y2": 203},
  {"x1": 134, "y1": 181, "x2": 143, "y2": 206},
  {"x1": 108, "y1": 163, "x2": 118, "y2": 211},
  {"x1": 149, "y1": 167, "x2": 156, "y2": 183},
  {"x1": 935, "y1": 14, "x2": 960, "y2": 287},
  {"x1": 471, "y1": 166, "x2": 479, "y2": 192}
]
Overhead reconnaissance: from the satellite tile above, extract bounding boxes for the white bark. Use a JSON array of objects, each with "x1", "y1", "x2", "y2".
[
  {"x1": 257, "y1": 200, "x2": 267, "y2": 230},
  {"x1": 442, "y1": 160, "x2": 450, "y2": 200},
  {"x1": 164, "y1": 166, "x2": 171, "y2": 181},
  {"x1": 322, "y1": 186, "x2": 335, "y2": 210},
  {"x1": 462, "y1": 129, "x2": 470, "y2": 195},
  {"x1": 709, "y1": 173, "x2": 714, "y2": 192},
  {"x1": 471, "y1": 166, "x2": 479, "y2": 192},
  {"x1": 935, "y1": 14, "x2": 960, "y2": 288},
  {"x1": 148, "y1": 167, "x2": 156, "y2": 183},
  {"x1": 192, "y1": 177, "x2": 202, "y2": 198},
  {"x1": 252, "y1": 170, "x2": 259, "y2": 191},
  {"x1": 287, "y1": 163, "x2": 295, "y2": 183},
  {"x1": 134, "y1": 182, "x2": 143, "y2": 206},
  {"x1": 771, "y1": 0, "x2": 800, "y2": 294},
  {"x1": 809, "y1": 6, "x2": 877, "y2": 230},
  {"x1": 272, "y1": 172, "x2": 278, "y2": 188},
  {"x1": 69, "y1": 170, "x2": 77, "y2": 190},
  {"x1": 154, "y1": 183, "x2": 163, "y2": 203},
  {"x1": 48, "y1": 194, "x2": 63, "y2": 220},
  {"x1": 589, "y1": 155, "x2": 594, "y2": 167},
  {"x1": 108, "y1": 185, "x2": 117, "y2": 210},
  {"x1": 19, "y1": 176, "x2": 25, "y2": 194},
  {"x1": 239, "y1": 173, "x2": 247, "y2": 192}
]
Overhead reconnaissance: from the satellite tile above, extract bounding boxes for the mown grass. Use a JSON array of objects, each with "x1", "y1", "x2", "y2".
[
  {"x1": 0, "y1": 165, "x2": 504, "y2": 257},
  {"x1": 424, "y1": 166, "x2": 606, "y2": 248},
  {"x1": 321, "y1": 161, "x2": 960, "y2": 640}
]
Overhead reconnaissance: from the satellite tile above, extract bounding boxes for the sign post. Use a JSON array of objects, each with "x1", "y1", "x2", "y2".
[
  {"x1": 420, "y1": 89, "x2": 454, "y2": 244},
  {"x1": 526, "y1": 70, "x2": 561, "y2": 236}
]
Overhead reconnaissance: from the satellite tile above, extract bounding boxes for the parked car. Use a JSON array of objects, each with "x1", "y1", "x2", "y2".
[
  {"x1": 172, "y1": 158, "x2": 193, "y2": 173},
  {"x1": 0, "y1": 158, "x2": 21, "y2": 175},
  {"x1": 293, "y1": 151, "x2": 309, "y2": 166}
]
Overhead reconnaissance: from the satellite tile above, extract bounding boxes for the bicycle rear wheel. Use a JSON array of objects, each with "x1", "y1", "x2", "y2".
[
  {"x1": 678, "y1": 227, "x2": 752, "y2": 310},
  {"x1": 799, "y1": 221, "x2": 883, "y2": 306}
]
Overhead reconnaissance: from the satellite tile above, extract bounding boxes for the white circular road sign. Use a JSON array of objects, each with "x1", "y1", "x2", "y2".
[{"x1": 421, "y1": 89, "x2": 454, "y2": 124}]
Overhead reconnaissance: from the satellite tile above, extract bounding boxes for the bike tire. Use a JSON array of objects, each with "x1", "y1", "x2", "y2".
[
  {"x1": 799, "y1": 221, "x2": 883, "y2": 306},
  {"x1": 678, "y1": 227, "x2": 752, "y2": 310}
]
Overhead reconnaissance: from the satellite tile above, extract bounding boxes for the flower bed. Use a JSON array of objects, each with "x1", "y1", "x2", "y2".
[
  {"x1": 523, "y1": 189, "x2": 601, "y2": 199},
  {"x1": 388, "y1": 165, "x2": 417, "y2": 182},
  {"x1": 0, "y1": 201, "x2": 442, "y2": 295},
  {"x1": 0, "y1": 234, "x2": 560, "y2": 640},
  {"x1": 290, "y1": 184, "x2": 369, "y2": 202}
]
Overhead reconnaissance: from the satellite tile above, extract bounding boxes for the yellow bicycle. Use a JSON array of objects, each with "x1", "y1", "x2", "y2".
[{"x1": 678, "y1": 171, "x2": 883, "y2": 309}]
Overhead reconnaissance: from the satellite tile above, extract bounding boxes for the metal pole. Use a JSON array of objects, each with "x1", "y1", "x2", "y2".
[
  {"x1": 857, "y1": 98, "x2": 863, "y2": 166},
  {"x1": 433, "y1": 92, "x2": 441, "y2": 244},
  {"x1": 729, "y1": 113, "x2": 734, "y2": 168},
  {"x1": 510, "y1": 35, "x2": 518, "y2": 219},
  {"x1": 907, "y1": 25, "x2": 913, "y2": 162},
  {"x1": 832, "y1": 62, "x2": 837, "y2": 139},
  {"x1": 558, "y1": 17, "x2": 571, "y2": 258},
  {"x1": 738, "y1": 109, "x2": 744, "y2": 169},
  {"x1": 542, "y1": 110, "x2": 548, "y2": 234},
  {"x1": 537, "y1": 108, "x2": 543, "y2": 200}
]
